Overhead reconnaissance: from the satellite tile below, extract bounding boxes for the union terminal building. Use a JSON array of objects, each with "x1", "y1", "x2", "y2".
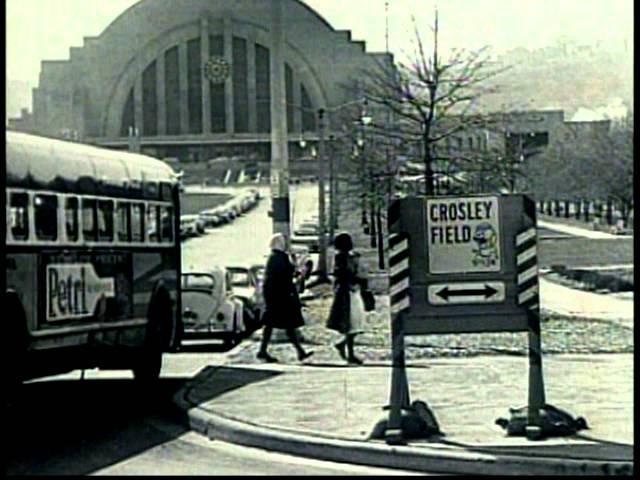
[{"x1": 9, "y1": 0, "x2": 393, "y2": 175}]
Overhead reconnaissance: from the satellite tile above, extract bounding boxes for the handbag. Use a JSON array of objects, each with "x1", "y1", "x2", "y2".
[{"x1": 360, "y1": 288, "x2": 375, "y2": 312}]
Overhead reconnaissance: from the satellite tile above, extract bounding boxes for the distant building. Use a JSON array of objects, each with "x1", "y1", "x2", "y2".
[
  {"x1": 8, "y1": 0, "x2": 393, "y2": 166},
  {"x1": 399, "y1": 109, "x2": 611, "y2": 194}
]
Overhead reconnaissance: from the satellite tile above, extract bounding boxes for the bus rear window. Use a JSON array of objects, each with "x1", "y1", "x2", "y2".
[
  {"x1": 65, "y1": 197, "x2": 79, "y2": 241},
  {"x1": 82, "y1": 198, "x2": 97, "y2": 241},
  {"x1": 35, "y1": 194, "x2": 58, "y2": 241},
  {"x1": 10, "y1": 192, "x2": 29, "y2": 240},
  {"x1": 98, "y1": 200, "x2": 114, "y2": 241},
  {"x1": 131, "y1": 203, "x2": 145, "y2": 242}
]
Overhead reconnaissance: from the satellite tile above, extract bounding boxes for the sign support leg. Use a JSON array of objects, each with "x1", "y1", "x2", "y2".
[
  {"x1": 385, "y1": 312, "x2": 410, "y2": 445},
  {"x1": 526, "y1": 307, "x2": 546, "y2": 440}
]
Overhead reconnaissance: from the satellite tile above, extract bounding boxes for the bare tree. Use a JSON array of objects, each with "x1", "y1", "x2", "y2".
[
  {"x1": 529, "y1": 111, "x2": 633, "y2": 225},
  {"x1": 364, "y1": 11, "x2": 507, "y2": 196}
]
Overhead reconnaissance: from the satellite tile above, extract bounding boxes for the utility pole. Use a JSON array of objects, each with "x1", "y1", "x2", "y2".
[
  {"x1": 317, "y1": 108, "x2": 328, "y2": 280},
  {"x1": 269, "y1": 0, "x2": 290, "y2": 242},
  {"x1": 128, "y1": 126, "x2": 140, "y2": 153},
  {"x1": 328, "y1": 134, "x2": 336, "y2": 244}
]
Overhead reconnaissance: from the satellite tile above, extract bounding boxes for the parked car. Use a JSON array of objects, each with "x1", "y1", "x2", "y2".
[
  {"x1": 199, "y1": 209, "x2": 222, "y2": 228},
  {"x1": 212, "y1": 205, "x2": 232, "y2": 224},
  {"x1": 291, "y1": 224, "x2": 320, "y2": 252},
  {"x1": 289, "y1": 245, "x2": 314, "y2": 292},
  {"x1": 226, "y1": 265, "x2": 264, "y2": 331},
  {"x1": 180, "y1": 214, "x2": 205, "y2": 238},
  {"x1": 181, "y1": 267, "x2": 245, "y2": 348}
]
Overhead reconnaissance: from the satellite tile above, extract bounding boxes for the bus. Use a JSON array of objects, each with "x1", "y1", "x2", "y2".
[{"x1": 6, "y1": 131, "x2": 182, "y2": 392}]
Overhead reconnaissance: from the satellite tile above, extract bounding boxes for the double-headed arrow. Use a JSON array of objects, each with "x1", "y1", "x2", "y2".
[{"x1": 436, "y1": 284, "x2": 498, "y2": 301}]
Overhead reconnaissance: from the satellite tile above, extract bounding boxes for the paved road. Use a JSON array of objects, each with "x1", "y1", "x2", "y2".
[
  {"x1": 7, "y1": 354, "x2": 425, "y2": 476},
  {"x1": 182, "y1": 184, "x2": 318, "y2": 270}
]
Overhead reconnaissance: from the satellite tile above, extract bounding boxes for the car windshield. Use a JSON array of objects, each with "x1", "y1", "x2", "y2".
[
  {"x1": 251, "y1": 266, "x2": 265, "y2": 281},
  {"x1": 228, "y1": 270, "x2": 251, "y2": 286},
  {"x1": 182, "y1": 274, "x2": 215, "y2": 290}
]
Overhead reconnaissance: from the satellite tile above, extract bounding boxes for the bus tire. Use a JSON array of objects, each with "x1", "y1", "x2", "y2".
[
  {"x1": 132, "y1": 289, "x2": 172, "y2": 385},
  {"x1": 6, "y1": 295, "x2": 27, "y2": 408}
]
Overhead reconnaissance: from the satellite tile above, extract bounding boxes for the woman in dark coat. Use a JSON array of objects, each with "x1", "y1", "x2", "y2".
[
  {"x1": 257, "y1": 233, "x2": 313, "y2": 363},
  {"x1": 326, "y1": 232, "x2": 366, "y2": 364}
]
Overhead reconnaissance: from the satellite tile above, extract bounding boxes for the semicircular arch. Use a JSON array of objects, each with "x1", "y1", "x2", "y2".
[{"x1": 103, "y1": 19, "x2": 329, "y2": 137}]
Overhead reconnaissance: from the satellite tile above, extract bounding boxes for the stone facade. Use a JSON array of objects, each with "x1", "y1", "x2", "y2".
[{"x1": 8, "y1": 0, "x2": 393, "y2": 164}]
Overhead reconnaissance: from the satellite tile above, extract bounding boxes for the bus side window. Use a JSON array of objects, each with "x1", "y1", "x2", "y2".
[
  {"x1": 117, "y1": 202, "x2": 130, "y2": 242},
  {"x1": 98, "y1": 200, "x2": 114, "y2": 241},
  {"x1": 147, "y1": 205, "x2": 159, "y2": 242},
  {"x1": 65, "y1": 197, "x2": 79, "y2": 241},
  {"x1": 160, "y1": 206, "x2": 173, "y2": 243},
  {"x1": 131, "y1": 203, "x2": 144, "y2": 242},
  {"x1": 35, "y1": 194, "x2": 58, "y2": 241},
  {"x1": 10, "y1": 192, "x2": 29, "y2": 240},
  {"x1": 82, "y1": 198, "x2": 97, "y2": 241}
]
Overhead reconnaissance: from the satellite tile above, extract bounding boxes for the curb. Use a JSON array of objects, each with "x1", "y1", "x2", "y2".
[{"x1": 173, "y1": 387, "x2": 633, "y2": 476}]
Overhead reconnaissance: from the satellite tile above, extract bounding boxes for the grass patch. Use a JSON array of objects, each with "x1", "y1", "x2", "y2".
[
  {"x1": 298, "y1": 291, "x2": 633, "y2": 357},
  {"x1": 547, "y1": 266, "x2": 634, "y2": 293}
]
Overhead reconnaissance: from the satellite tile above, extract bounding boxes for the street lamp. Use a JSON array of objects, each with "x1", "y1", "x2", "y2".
[{"x1": 314, "y1": 98, "x2": 372, "y2": 280}]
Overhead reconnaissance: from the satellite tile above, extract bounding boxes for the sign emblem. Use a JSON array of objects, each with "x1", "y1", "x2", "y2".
[
  {"x1": 204, "y1": 57, "x2": 231, "y2": 84},
  {"x1": 426, "y1": 196, "x2": 501, "y2": 274},
  {"x1": 472, "y1": 222, "x2": 499, "y2": 267}
]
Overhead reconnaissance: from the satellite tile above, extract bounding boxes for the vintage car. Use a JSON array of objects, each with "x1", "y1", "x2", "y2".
[
  {"x1": 291, "y1": 226, "x2": 319, "y2": 252},
  {"x1": 180, "y1": 214, "x2": 205, "y2": 238},
  {"x1": 181, "y1": 267, "x2": 245, "y2": 347},
  {"x1": 198, "y1": 209, "x2": 223, "y2": 228},
  {"x1": 226, "y1": 265, "x2": 265, "y2": 331}
]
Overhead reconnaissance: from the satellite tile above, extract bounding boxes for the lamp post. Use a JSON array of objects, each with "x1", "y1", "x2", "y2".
[
  {"x1": 328, "y1": 134, "x2": 336, "y2": 243},
  {"x1": 313, "y1": 99, "x2": 371, "y2": 279},
  {"x1": 316, "y1": 108, "x2": 329, "y2": 280},
  {"x1": 269, "y1": 0, "x2": 291, "y2": 242},
  {"x1": 356, "y1": 111, "x2": 372, "y2": 230}
]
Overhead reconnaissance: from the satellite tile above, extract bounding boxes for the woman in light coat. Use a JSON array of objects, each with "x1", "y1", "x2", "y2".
[{"x1": 326, "y1": 232, "x2": 366, "y2": 364}]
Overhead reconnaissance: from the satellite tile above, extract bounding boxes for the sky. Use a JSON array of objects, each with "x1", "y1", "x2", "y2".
[{"x1": 6, "y1": 0, "x2": 633, "y2": 86}]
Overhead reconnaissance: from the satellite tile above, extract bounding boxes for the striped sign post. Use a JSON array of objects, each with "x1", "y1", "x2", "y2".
[
  {"x1": 516, "y1": 224, "x2": 546, "y2": 439},
  {"x1": 389, "y1": 233, "x2": 411, "y2": 316},
  {"x1": 385, "y1": 205, "x2": 412, "y2": 444}
]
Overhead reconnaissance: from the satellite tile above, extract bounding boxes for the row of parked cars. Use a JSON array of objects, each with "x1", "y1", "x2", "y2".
[
  {"x1": 180, "y1": 250, "x2": 315, "y2": 349},
  {"x1": 180, "y1": 188, "x2": 261, "y2": 239},
  {"x1": 178, "y1": 193, "x2": 318, "y2": 349}
]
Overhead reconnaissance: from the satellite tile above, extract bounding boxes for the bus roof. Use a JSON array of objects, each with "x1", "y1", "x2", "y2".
[{"x1": 6, "y1": 130, "x2": 179, "y2": 200}]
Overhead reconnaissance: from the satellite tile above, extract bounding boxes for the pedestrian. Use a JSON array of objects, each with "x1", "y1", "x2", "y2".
[
  {"x1": 257, "y1": 233, "x2": 314, "y2": 363},
  {"x1": 326, "y1": 232, "x2": 366, "y2": 365}
]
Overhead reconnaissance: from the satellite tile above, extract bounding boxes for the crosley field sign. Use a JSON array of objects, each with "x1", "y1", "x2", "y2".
[{"x1": 426, "y1": 196, "x2": 501, "y2": 274}]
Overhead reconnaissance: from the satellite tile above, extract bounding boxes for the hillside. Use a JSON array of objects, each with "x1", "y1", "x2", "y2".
[{"x1": 477, "y1": 45, "x2": 633, "y2": 118}]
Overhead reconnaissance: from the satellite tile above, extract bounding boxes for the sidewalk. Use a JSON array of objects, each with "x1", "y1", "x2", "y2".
[
  {"x1": 539, "y1": 276, "x2": 634, "y2": 329},
  {"x1": 174, "y1": 352, "x2": 633, "y2": 475},
  {"x1": 538, "y1": 218, "x2": 632, "y2": 240}
]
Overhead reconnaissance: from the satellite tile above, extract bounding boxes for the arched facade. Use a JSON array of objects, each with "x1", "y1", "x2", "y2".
[{"x1": 12, "y1": 0, "x2": 393, "y2": 163}]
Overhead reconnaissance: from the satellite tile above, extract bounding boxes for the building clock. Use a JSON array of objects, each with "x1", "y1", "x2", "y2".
[{"x1": 204, "y1": 57, "x2": 231, "y2": 84}]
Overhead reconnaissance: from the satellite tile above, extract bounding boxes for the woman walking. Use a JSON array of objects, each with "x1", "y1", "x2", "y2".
[
  {"x1": 326, "y1": 232, "x2": 366, "y2": 365},
  {"x1": 257, "y1": 233, "x2": 314, "y2": 363}
]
